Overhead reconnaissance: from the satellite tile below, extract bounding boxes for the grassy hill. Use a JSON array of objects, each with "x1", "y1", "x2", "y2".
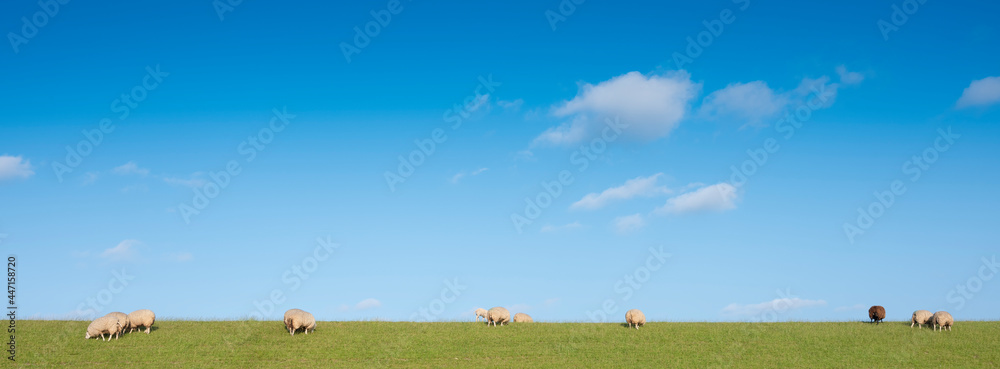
[{"x1": 14, "y1": 320, "x2": 1000, "y2": 368}]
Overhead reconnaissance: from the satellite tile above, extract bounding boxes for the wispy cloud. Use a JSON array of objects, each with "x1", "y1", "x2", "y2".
[
  {"x1": 540, "y1": 222, "x2": 582, "y2": 233},
  {"x1": 613, "y1": 213, "x2": 646, "y2": 233},
  {"x1": 0, "y1": 155, "x2": 35, "y2": 181},
  {"x1": 355, "y1": 298, "x2": 382, "y2": 310},
  {"x1": 836, "y1": 65, "x2": 865, "y2": 85},
  {"x1": 956, "y1": 76, "x2": 1000, "y2": 109},
  {"x1": 699, "y1": 81, "x2": 788, "y2": 127},
  {"x1": 450, "y1": 167, "x2": 489, "y2": 184},
  {"x1": 497, "y1": 99, "x2": 524, "y2": 112},
  {"x1": 100, "y1": 239, "x2": 141, "y2": 261},
  {"x1": 112, "y1": 161, "x2": 150, "y2": 176},
  {"x1": 570, "y1": 173, "x2": 669, "y2": 210},
  {"x1": 722, "y1": 298, "x2": 827, "y2": 317},
  {"x1": 655, "y1": 183, "x2": 739, "y2": 215},
  {"x1": 700, "y1": 68, "x2": 852, "y2": 128}
]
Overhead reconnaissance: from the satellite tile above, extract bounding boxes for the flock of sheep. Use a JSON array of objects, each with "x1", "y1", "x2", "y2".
[
  {"x1": 84, "y1": 305, "x2": 957, "y2": 341},
  {"x1": 475, "y1": 306, "x2": 646, "y2": 329},
  {"x1": 869, "y1": 305, "x2": 954, "y2": 331},
  {"x1": 84, "y1": 309, "x2": 156, "y2": 341}
]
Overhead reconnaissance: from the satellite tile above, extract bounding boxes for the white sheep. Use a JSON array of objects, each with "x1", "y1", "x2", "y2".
[
  {"x1": 487, "y1": 307, "x2": 510, "y2": 327},
  {"x1": 512, "y1": 313, "x2": 533, "y2": 323},
  {"x1": 911, "y1": 310, "x2": 932, "y2": 329},
  {"x1": 283, "y1": 309, "x2": 316, "y2": 336},
  {"x1": 625, "y1": 309, "x2": 645, "y2": 329},
  {"x1": 104, "y1": 312, "x2": 129, "y2": 338},
  {"x1": 475, "y1": 308, "x2": 488, "y2": 322},
  {"x1": 85, "y1": 316, "x2": 122, "y2": 341},
  {"x1": 932, "y1": 311, "x2": 953, "y2": 332},
  {"x1": 127, "y1": 309, "x2": 156, "y2": 334}
]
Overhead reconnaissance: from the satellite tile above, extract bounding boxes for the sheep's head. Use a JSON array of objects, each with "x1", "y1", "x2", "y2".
[{"x1": 85, "y1": 332, "x2": 90, "y2": 339}]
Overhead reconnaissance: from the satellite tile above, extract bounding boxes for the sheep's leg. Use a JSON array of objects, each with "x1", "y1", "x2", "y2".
[{"x1": 146, "y1": 326, "x2": 150, "y2": 334}]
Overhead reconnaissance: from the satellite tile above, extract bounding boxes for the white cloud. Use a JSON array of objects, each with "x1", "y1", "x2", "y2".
[
  {"x1": 956, "y1": 76, "x2": 1000, "y2": 109},
  {"x1": 113, "y1": 161, "x2": 149, "y2": 176},
  {"x1": 722, "y1": 298, "x2": 827, "y2": 317},
  {"x1": 836, "y1": 65, "x2": 864, "y2": 85},
  {"x1": 656, "y1": 183, "x2": 739, "y2": 215},
  {"x1": 540, "y1": 222, "x2": 582, "y2": 233},
  {"x1": 700, "y1": 73, "x2": 844, "y2": 128},
  {"x1": 100, "y1": 239, "x2": 141, "y2": 261},
  {"x1": 792, "y1": 76, "x2": 839, "y2": 109},
  {"x1": 533, "y1": 71, "x2": 699, "y2": 146},
  {"x1": 0, "y1": 155, "x2": 35, "y2": 181},
  {"x1": 450, "y1": 167, "x2": 489, "y2": 184},
  {"x1": 355, "y1": 298, "x2": 382, "y2": 310},
  {"x1": 571, "y1": 173, "x2": 669, "y2": 210},
  {"x1": 834, "y1": 304, "x2": 867, "y2": 312},
  {"x1": 613, "y1": 213, "x2": 646, "y2": 233},
  {"x1": 497, "y1": 99, "x2": 524, "y2": 112},
  {"x1": 699, "y1": 81, "x2": 788, "y2": 126}
]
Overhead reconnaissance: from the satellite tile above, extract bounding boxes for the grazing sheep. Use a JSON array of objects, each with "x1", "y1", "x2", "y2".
[
  {"x1": 283, "y1": 309, "x2": 316, "y2": 336},
  {"x1": 475, "y1": 308, "x2": 488, "y2": 322},
  {"x1": 127, "y1": 309, "x2": 156, "y2": 334},
  {"x1": 625, "y1": 309, "x2": 645, "y2": 329},
  {"x1": 911, "y1": 310, "x2": 932, "y2": 329},
  {"x1": 105, "y1": 312, "x2": 130, "y2": 338},
  {"x1": 868, "y1": 306, "x2": 886, "y2": 325},
  {"x1": 85, "y1": 316, "x2": 122, "y2": 341},
  {"x1": 486, "y1": 307, "x2": 510, "y2": 327},
  {"x1": 932, "y1": 311, "x2": 953, "y2": 332},
  {"x1": 512, "y1": 313, "x2": 533, "y2": 323}
]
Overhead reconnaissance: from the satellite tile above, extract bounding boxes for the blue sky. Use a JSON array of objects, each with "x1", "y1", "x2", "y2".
[{"x1": 2, "y1": 0, "x2": 999, "y2": 323}]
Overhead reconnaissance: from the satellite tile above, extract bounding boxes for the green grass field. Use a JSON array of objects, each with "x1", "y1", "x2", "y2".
[{"x1": 13, "y1": 320, "x2": 999, "y2": 368}]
